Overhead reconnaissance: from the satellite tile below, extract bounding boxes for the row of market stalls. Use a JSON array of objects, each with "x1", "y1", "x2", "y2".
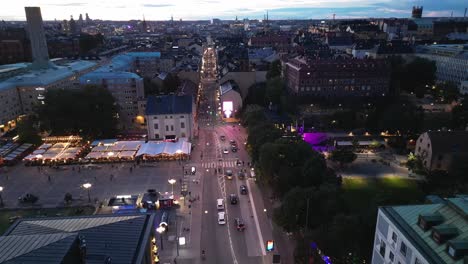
[
  {"x1": 85, "y1": 140, "x2": 191, "y2": 162},
  {"x1": 23, "y1": 142, "x2": 86, "y2": 164},
  {"x1": 0, "y1": 142, "x2": 34, "y2": 165}
]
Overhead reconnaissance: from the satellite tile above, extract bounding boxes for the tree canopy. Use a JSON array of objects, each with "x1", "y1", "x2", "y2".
[
  {"x1": 266, "y1": 60, "x2": 282, "y2": 80},
  {"x1": 329, "y1": 149, "x2": 357, "y2": 167},
  {"x1": 38, "y1": 85, "x2": 118, "y2": 138}
]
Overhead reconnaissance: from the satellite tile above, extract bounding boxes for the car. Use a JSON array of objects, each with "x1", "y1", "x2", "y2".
[
  {"x1": 18, "y1": 193, "x2": 38, "y2": 204},
  {"x1": 236, "y1": 159, "x2": 242, "y2": 166},
  {"x1": 226, "y1": 170, "x2": 233, "y2": 180},
  {"x1": 217, "y1": 198, "x2": 225, "y2": 210},
  {"x1": 229, "y1": 194, "x2": 238, "y2": 204},
  {"x1": 191, "y1": 166, "x2": 196, "y2": 175},
  {"x1": 231, "y1": 146, "x2": 237, "y2": 152},
  {"x1": 218, "y1": 212, "x2": 226, "y2": 225},
  {"x1": 220, "y1": 135, "x2": 226, "y2": 141},
  {"x1": 223, "y1": 149, "x2": 229, "y2": 154},
  {"x1": 234, "y1": 218, "x2": 245, "y2": 231},
  {"x1": 237, "y1": 171, "x2": 245, "y2": 180},
  {"x1": 229, "y1": 140, "x2": 237, "y2": 146},
  {"x1": 240, "y1": 185, "x2": 248, "y2": 195}
]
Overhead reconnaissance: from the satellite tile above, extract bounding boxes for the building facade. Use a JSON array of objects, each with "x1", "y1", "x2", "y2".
[
  {"x1": 415, "y1": 131, "x2": 468, "y2": 171},
  {"x1": 372, "y1": 196, "x2": 468, "y2": 264},
  {"x1": 219, "y1": 81, "x2": 242, "y2": 119},
  {"x1": 145, "y1": 95, "x2": 195, "y2": 140},
  {"x1": 415, "y1": 45, "x2": 468, "y2": 92},
  {"x1": 285, "y1": 56, "x2": 390, "y2": 97}
]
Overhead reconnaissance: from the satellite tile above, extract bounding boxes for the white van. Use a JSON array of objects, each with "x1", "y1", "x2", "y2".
[
  {"x1": 217, "y1": 199, "x2": 224, "y2": 210},
  {"x1": 218, "y1": 212, "x2": 226, "y2": 225}
]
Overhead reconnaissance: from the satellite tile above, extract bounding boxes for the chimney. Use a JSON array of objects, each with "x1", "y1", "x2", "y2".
[{"x1": 25, "y1": 7, "x2": 54, "y2": 70}]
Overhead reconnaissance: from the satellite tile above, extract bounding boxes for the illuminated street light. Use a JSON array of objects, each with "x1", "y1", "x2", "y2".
[
  {"x1": 168, "y1": 179, "x2": 176, "y2": 196},
  {"x1": 82, "y1": 183, "x2": 92, "y2": 202},
  {"x1": 0, "y1": 186, "x2": 4, "y2": 206}
]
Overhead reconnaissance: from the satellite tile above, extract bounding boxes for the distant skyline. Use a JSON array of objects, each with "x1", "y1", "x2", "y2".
[{"x1": 0, "y1": 0, "x2": 466, "y2": 21}]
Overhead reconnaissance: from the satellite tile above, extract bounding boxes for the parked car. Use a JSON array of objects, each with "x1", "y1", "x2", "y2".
[
  {"x1": 240, "y1": 185, "x2": 248, "y2": 195},
  {"x1": 191, "y1": 166, "x2": 196, "y2": 175},
  {"x1": 231, "y1": 146, "x2": 238, "y2": 152},
  {"x1": 18, "y1": 193, "x2": 38, "y2": 204},
  {"x1": 229, "y1": 194, "x2": 238, "y2": 204},
  {"x1": 223, "y1": 149, "x2": 229, "y2": 154},
  {"x1": 220, "y1": 135, "x2": 226, "y2": 141},
  {"x1": 234, "y1": 218, "x2": 245, "y2": 231},
  {"x1": 237, "y1": 171, "x2": 245, "y2": 180}
]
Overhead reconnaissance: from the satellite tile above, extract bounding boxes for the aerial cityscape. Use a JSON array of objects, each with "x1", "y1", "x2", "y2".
[{"x1": 0, "y1": 1, "x2": 467, "y2": 264}]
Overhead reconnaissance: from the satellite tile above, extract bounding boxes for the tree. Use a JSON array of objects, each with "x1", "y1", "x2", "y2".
[
  {"x1": 265, "y1": 77, "x2": 284, "y2": 105},
  {"x1": 16, "y1": 116, "x2": 42, "y2": 145},
  {"x1": 64, "y1": 193, "x2": 73, "y2": 204},
  {"x1": 401, "y1": 57, "x2": 436, "y2": 95},
  {"x1": 163, "y1": 74, "x2": 181, "y2": 93},
  {"x1": 245, "y1": 83, "x2": 267, "y2": 106},
  {"x1": 451, "y1": 96, "x2": 468, "y2": 130},
  {"x1": 38, "y1": 85, "x2": 118, "y2": 138},
  {"x1": 378, "y1": 99, "x2": 424, "y2": 133},
  {"x1": 144, "y1": 77, "x2": 160, "y2": 96},
  {"x1": 79, "y1": 33, "x2": 104, "y2": 54},
  {"x1": 266, "y1": 60, "x2": 282, "y2": 80},
  {"x1": 434, "y1": 82, "x2": 459, "y2": 103},
  {"x1": 301, "y1": 152, "x2": 327, "y2": 188},
  {"x1": 329, "y1": 149, "x2": 357, "y2": 167}
]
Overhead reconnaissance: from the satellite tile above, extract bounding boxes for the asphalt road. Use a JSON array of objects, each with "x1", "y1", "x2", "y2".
[{"x1": 193, "y1": 47, "x2": 273, "y2": 264}]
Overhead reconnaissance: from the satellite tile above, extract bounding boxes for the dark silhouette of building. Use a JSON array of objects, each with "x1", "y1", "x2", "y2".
[
  {"x1": 69, "y1": 15, "x2": 77, "y2": 34},
  {"x1": 412, "y1": 6, "x2": 423, "y2": 19},
  {"x1": 0, "y1": 28, "x2": 31, "y2": 64}
]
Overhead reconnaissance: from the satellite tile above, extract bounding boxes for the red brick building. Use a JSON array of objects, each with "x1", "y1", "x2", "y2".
[
  {"x1": 285, "y1": 56, "x2": 390, "y2": 97},
  {"x1": 248, "y1": 34, "x2": 290, "y2": 48}
]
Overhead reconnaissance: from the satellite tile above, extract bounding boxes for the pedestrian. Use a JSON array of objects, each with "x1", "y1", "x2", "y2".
[
  {"x1": 130, "y1": 167, "x2": 133, "y2": 173},
  {"x1": 48, "y1": 175, "x2": 51, "y2": 182}
]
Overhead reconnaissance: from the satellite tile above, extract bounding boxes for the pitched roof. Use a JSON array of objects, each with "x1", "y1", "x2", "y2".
[
  {"x1": 427, "y1": 131, "x2": 468, "y2": 154},
  {"x1": 145, "y1": 95, "x2": 193, "y2": 115},
  {"x1": 1, "y1": 214, "x2": 154, "y2": 264}
]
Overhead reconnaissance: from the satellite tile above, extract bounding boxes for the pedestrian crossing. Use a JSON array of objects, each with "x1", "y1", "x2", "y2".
[{"x1": 200, "y1": 160, "x2": 240, "y2": 168}]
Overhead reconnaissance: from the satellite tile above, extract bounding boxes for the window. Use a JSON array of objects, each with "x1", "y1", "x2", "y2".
[
  {"x1": 180, "y1": 115, "x2": 184, "y2": 118},
  {"x1": 171, "y1": 125, "x2": 174, "y2": 131},
  {"x1": 181, "y1": 122, "x2": 185, "y2": 128},
  {"x1": 166, "y1": 125, "x2": 169, "y2": 131},
  {"x1": 392, "y1": 232, "x2": 398, "y2": 243},
  {"x1": 170, "y1": 116, "x2": 173, "y2": 119},
  {"x1": 389, "y1": 251, "x2": 395, "y2": 262},
  {"x1": 181, "y1": 132, "x2": 186, "y2": 137},
  {"x1": 154, "y1": 124, "x2": 159, "y2": 129},
  {"x1": 155, "y1": 134, "x2": 159, "y2": 139},
  {"x1": 379, "y1": 241, "x2": 386, "y2": 257},
  {"x1": 400, "y1": 242, "x2": 407, "y2": 257}
]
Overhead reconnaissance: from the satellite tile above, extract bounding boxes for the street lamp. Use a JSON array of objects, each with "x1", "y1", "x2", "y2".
[
  {"x1": 168, "y1": 179, "x2": 176, "y2": 196},
  {"x1": 0, "y1": 186, "x2": 4, "y2": 207},
  {"x1": 156, "y1": 226, "x2": 165, "y2": 250},
  {"x1": 82, "y1": 183, "x2": 92, "y2": 203}
]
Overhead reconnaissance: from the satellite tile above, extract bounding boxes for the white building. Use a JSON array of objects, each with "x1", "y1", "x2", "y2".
[
  {"x1": 372, "y1": 196, "x2": 468, "y2": 264},
  {"x1": 145, "y1": 95, "x2": 195, "y2": 140},
  {"x1": 415, "y1": 45, "x2": 468, "y2": 92},
  {"x1": 219, "y1": 81, "x2": 242, "y2": 119}
]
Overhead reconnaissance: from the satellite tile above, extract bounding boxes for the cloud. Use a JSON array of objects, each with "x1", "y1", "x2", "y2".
[
  {"x1": 45, "y1": 2, "x2": 86, "y2": 6},
  {"x1": 143, "y1": 4, "x2": 174, "y2": 8}
]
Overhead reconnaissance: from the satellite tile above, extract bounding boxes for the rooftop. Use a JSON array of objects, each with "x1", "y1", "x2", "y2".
[
  {"x1": 425, "y1": 131, "x2": 468, "y2": 155},
  {"x1": 0, "y1": 214, "x2": 155, "y2": 264},
  {"x1": 381, "y1": 196, "x2": 468, "y2": 264},
  {"x1": 0, "y1": 60, "x2": 97, "y2": 91},
  {"x1": 146, "y1": 94, "x2": 193, "y2": 115}
]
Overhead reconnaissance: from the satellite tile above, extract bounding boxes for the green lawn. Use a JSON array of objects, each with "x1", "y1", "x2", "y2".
[
  {"x1": 0, "y1": 206, "x2": 95, "y2": 235},
  {"x1": 342, "y1": 176, "x2": 425, "y2": 213}
]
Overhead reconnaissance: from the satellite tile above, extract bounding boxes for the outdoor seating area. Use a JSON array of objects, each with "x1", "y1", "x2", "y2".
[
  {"x1": 85, "y1": 140, "x2": 142, "y2": 161},
  {"x1": 23, "y1": 142, "x2": 86, "y2": 165},
  {"x1": 136, "y1": 140, "x2": 191, "y2": 161}
]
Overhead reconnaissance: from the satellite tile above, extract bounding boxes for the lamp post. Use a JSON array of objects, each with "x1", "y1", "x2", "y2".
[
  {"x1": 168, "y1": 179, "x2": 176, "y2": 197},
  {"x1": 156, "y1": 226, "x2": 165, "y2": 250},
  {"x1": 0, "y1": 186, "x2": 4, "y2": 207},
  {"x1": 82, "y1": 183, "x2": 92, "y2": 203}
]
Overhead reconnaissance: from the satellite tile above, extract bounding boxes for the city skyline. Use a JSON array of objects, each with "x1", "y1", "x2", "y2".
[{"x1": 0, "y1": 0, "x2": 466, "y2": 21}]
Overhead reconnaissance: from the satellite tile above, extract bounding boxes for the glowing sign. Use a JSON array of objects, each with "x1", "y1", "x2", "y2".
[
  {"x1": 266, "y1": 240, "x2": 274, "y2": 252},
  {"x1": 223, "y1": 101, "x2": 233, "y2": 118}
]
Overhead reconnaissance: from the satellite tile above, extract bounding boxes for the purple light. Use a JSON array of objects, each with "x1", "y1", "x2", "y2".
[
  {"x1": 322, "y1": 256, "x2": 332, "y2": 264},
  {"x1": 310, "y1": 242, "x2": 317, "y2": 249},
  {"x1": 302, "y1": 132, "x2": 327, "y2": 146}
]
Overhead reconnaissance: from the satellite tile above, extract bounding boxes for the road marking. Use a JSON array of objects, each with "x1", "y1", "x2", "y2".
[{"x1": 247, "y1": 179, "x2": 267, "y2": 256}]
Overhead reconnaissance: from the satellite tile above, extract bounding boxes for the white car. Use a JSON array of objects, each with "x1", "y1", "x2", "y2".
[
  {"x1": 218, "y1": 212, "x2": 226, "y2": 225},
  {"x1": 223, "y1": 149, "x2": 229, "y2": 154}
]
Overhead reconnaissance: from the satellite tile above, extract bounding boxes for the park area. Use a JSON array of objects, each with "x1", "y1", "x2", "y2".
[
  {"x1": 342, "y1": 176, "x2": 425, "y2": 211},
  {"x1": 0, "y1": 206, "x2": 95, "y2": 234}
]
